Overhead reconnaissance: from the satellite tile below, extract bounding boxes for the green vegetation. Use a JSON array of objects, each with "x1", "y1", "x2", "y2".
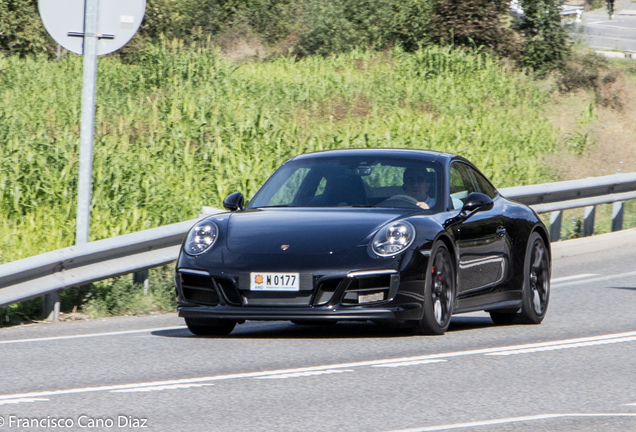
[
  {"x1": 515, "y1": 0, "x2": 570, "y2": 75},
  {"x1": 0, "y1": 44, "x2": 557, "y2": 264},
  {"x1": 0, "y1": 265, "x2": 177, "y2": 324},
  {"x1": 2, "y1": 0, "x2": 570, "y2": 75},
  {"x1": 0, "y1": 0, "x2": 50, "y2": 56}
]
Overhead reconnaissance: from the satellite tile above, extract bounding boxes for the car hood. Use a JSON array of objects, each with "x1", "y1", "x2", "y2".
[{"x1": 225, "y1": 208, "x2": 411, "y2": 255}]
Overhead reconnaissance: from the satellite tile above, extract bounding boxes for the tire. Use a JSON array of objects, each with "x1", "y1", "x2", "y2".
[
  {"x1": 517, "y1": 232, "x2": 550, "y2": 324},
  {"x1": 413, "y1": 242, "x2": 455, "y2": 335},
  {"x1": 185, "y1": 317, "x2": 236, "y2": 336}
]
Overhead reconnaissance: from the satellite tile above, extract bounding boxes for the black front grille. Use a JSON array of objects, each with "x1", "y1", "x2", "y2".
[
  {"x1": 215, "y1": 277, "x2": 242, "y2": 305},
  {"x1": 182, "y1": 287, "x2": 220, "y2": 305},
  {"x1": 313, "y1": 278, "x2": 344, "y2": 305},
  {"x1": 180, "y1": 272, "x2": 220, "y2": 306},
  {"x1": 342, "y1": 274, "x2": 392, "y2": 305},
  {"x1": 243, "y1": 291, "x2": 313, "y2": 306}
]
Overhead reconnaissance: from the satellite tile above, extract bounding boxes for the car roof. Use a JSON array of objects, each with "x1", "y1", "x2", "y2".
[{"x1": 291, "y1": 148, "x2": 456, "y2": 164}]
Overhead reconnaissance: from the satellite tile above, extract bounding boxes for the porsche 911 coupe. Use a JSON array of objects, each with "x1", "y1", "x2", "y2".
[{"x1": 175, "y1": 149, "x2": 551, "y2": 336}]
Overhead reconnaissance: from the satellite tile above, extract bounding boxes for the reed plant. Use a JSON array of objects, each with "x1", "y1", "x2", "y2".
[{"x1": 0, "y1": 43, "x2": 556, "y2": 264}]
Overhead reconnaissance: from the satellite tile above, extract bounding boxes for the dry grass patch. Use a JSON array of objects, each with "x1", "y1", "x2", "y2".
[{"x1": 545, "y1": 61, "x2": 636, "y2": 180}]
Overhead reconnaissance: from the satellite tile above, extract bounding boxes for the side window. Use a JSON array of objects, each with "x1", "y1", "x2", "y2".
[
  {"x1": 314, "y1": 177, "x2": 327, "y2": 197},
  {"x1": 449, "y1": 163, "x2": 478, "y2": 210},
  {"x1": 470, "y1": 169, "x2": 497, "y2": 199},
  {"x1": 267, "y1": 167, "x2": 310, "y2": 206}
]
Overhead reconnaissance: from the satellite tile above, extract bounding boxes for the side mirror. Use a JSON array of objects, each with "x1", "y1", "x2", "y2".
[
  {"x1": 461, "y1": 192, "x2": 493, "y2": 214},
  {"x1": 223, "y1": 192, "x2": 244, "y2": 211}
]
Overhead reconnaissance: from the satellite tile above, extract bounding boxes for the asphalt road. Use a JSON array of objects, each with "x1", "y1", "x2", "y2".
[
  {"x1": 579, "y1": 1, "x2": 636, "y2": 51},
  {"x1": 1, "y1": 242, "x2": 636, "y2": 432}
]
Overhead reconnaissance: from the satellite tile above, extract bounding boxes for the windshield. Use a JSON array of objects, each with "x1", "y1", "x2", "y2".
[{"x1": 247, "y1": 155, "x2": 443, "y2": 212}]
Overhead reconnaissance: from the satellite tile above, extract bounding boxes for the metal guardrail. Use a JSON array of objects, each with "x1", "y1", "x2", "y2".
[
  {"x1": 0, "y1": 219, "x2": 199, "y2": 318},
  {"x1": 500, "y1": 172, "x2": 636, "y2": 242},
  {"x1": 2, "y1": 172, "x2": 636, "y2": 320}
]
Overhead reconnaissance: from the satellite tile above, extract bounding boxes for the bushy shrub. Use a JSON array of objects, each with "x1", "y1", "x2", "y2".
[
  {"x1": 585, "y1": 0, "x2": 605, "y2": 11},
  {"x1": 83, "y1": 265, "x2": 176, "y2": 318},
  {"x1": 515, "y1": 0, "x2": 570, "y2": 75},
  {"x1": 1, "y1": 0, "x2": 569, "y2": 75},
  {"x1": 388, "y1": 0, "x2": 434, "y2": 52},
  {"x1": 0, "y1": 0, "x2": 53, "y2": 57},
  {"x1": 290, "y1": 0, "x2": 433, "y2": 56},
  {"x1": 559, "y1": 51, "x2": 608, "y2": 92},
  {"x1": 428, "y1": 0, "x2": 519, "y2": 58},
  {"x1": 2, "y1": 0, "x2": 434, "y2": 59},
  {"x1": 293, "y1": 0, "x2": 378, "y2": 55}
]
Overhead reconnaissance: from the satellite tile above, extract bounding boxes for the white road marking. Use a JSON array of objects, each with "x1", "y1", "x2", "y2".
[
  {"x1": 487, "y1": 335, "x2": 636, "y2": 356},
  {"x1": 382, "y1": 413, "x2": 636, "y2": 432},
  {"x1": 587, "y1": 34, "x2": 636, "y2": 43},
  {"x1": 0, "y1": 326, "x2": 187, "y2": 345},
  {"x1": 551, "y1": 274, "x2": 597, "y2": 283},
  {"x1": 552, "y1": 270, "x2": 636, "y2": 288},
  {"x1": 0, "y1": 398, "x2": 49, "y2": 406},
  {"x1": 111, "y1": 383, "x2": 215, "y2": 393},
  {"x1": 1, "y1": 330, "x2": 636, "y2": 402},
  {"x1": 587, "y1": 23, "x2": 636, "y2": 30},
  {"x1": 255, "y1": 369, "x2": 353, "y2": 379},
  {"x1": 626, "y1": 403, "x2": 636, "y2": 406},
  {"x1": 372, "y1": 360, "x2": 447, "y2": 368}
]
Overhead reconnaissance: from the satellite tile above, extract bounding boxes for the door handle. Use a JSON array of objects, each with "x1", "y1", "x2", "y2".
[{"x1": 496, "y1": 226, "x2": 506, "y2": 236}]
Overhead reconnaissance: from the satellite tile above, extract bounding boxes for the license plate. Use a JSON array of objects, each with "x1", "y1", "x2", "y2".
[{"x1": 250, "y1": 273, "x2": 300, "y2": 291}]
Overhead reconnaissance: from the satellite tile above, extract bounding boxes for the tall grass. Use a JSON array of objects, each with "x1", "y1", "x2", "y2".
[{"x1": 0, "y1": 43, "x2": 556, "y2": 263}]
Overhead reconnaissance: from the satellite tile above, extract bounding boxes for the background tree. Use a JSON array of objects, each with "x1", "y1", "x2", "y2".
[
  {"x1": 0, "y1": 0, "x2": 52, "y2": 57},
  {"x1": 428, "y1": 0, "x2": 519, "y2": 58},
  {"x1": 516, "y1": 0, "x2": 570, "y2": 74}
]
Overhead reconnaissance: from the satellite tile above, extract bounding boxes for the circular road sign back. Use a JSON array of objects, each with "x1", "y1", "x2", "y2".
[{"x1": 39, "y1": 0, "x2": 146, "y2": 56}]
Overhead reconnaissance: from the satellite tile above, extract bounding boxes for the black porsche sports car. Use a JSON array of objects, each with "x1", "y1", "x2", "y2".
[{"x1": 176, "y1": 149, "x2": 551, "y2": 336}]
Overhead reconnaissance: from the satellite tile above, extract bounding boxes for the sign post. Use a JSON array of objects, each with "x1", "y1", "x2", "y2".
[
  {"x1": 76, "y1": 0, "x2": 99, "y2": 245},
  {"x1": 39, "y1": 0, "x2": 146, "y2": 320}
]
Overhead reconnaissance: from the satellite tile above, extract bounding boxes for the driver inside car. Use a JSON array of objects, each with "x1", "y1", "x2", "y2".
[{"x1": 402, "y1": 168, "x2": 435, "y2": 209}]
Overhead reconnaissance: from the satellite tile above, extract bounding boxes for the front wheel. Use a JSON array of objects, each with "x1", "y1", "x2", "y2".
[
  {"x1": 185, "y1": 317, "x2": 236, "y2": 336},
  {"x1": 413, "y1": 243, "x2": 455, "y2": 335}
]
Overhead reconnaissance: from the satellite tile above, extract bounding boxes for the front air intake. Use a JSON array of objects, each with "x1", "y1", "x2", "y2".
[
  {"x1": 342, "y1": 274, "x2": 392, "y2": 305},
  {"x1": 180, "y1": 271, "x2": 220, "y2": 306}
]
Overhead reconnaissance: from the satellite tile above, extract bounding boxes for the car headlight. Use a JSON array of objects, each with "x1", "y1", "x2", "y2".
[
  {"x1": 185, "y1": 221, "x2": 219, "y2": 255},
  {"x1": 371, "y1": 221, "x2": 416, "y2": 257}
]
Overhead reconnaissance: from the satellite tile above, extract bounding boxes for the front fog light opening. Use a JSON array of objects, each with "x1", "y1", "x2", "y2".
[
  {"x1": 372, "y1": 221, "x2": 415, "y2": 257},
  {"x1": 185, "y1": 221, "x2": 219, "y2": 255},
  {"x1": 358, "y1": 292, "x2": 385, "y2": 304}
]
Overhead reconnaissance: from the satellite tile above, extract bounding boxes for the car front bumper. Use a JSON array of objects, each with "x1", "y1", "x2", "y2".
[
  {"x1": 177, "y1": 303, "x2": 423, "y2": 321},
  {"x1": 175, "y1": 246, "x2": 429, "y2": 322}
]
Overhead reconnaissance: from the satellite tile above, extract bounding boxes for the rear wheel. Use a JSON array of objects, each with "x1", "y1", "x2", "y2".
[
  {"x1": 185, "y1": 317, "x2": 236, "y2": 336},
  {"x1": 413, "y1": 243, "x2": 455, "y2": 335},
  {"x1": 489, "y1": 232, "x2": 550, "y2": 325},
  {"x1": 518, "y1": 232, "x2": 550, "y2": 324}
]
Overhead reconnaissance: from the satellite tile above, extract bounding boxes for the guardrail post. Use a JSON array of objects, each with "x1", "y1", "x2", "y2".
[
  {"x1": 612, "y1": 201, "x2": 624, "y2": 232},
  {"x1": 43, "y1": 292, "x2": 60, "y2": 322},
  {"x1": 583, "y1": 205, "x2": 595, "y2": 237},
  {"x1": 133, "y1": 270, "x2": 149, "y2": 296},
  {"x1": 549, "y1": 211, "x2": 562, "y2": 242}
]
